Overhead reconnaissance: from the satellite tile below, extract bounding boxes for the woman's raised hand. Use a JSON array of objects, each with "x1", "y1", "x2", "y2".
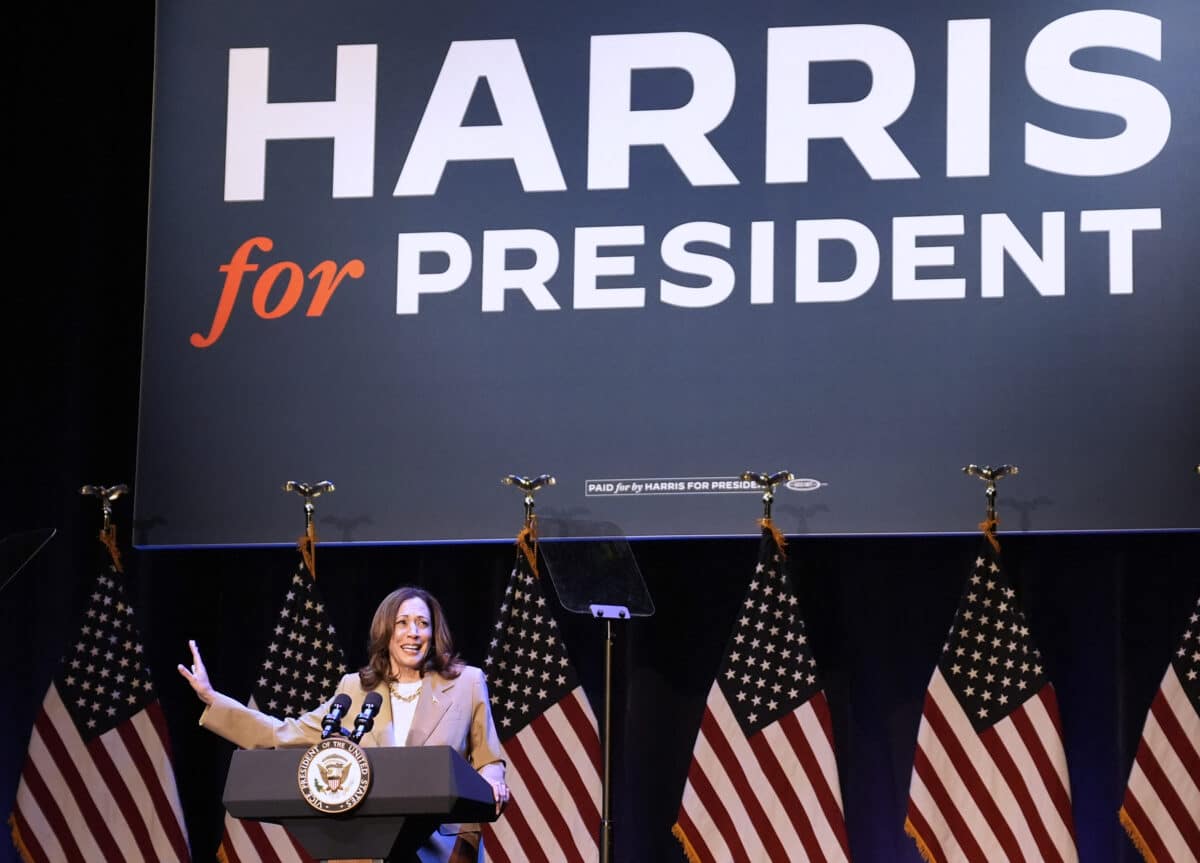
[{"x1": 177, "y1": 639, "x2": 216, "y2": 705}]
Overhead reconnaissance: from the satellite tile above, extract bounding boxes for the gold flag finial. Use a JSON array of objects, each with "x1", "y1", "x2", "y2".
[
  {"x1": 741, "y1": 470, "x2": 793, "y2": 557},
  {"x1": 962, "y1": 464, "x2": 1018, "y2": 552},
  {"x1": 80, "y1": 484, "x2": 129, "y2": 572},
  {"x1": 503, "y1": 474, "x2": 555, "y2": 577},
  {"x1": 282, "y1": 481, "x2": 335, "y2": 579}
]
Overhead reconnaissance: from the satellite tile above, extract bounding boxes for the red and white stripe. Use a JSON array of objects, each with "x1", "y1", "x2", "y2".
[
  {"x1": 906, "y1": 669, "x2": 1078, "y2": 863},
  {"x1": 1119, "y1": 664, "x2": 1200, "y2": 863},
  {"x1": 217, "y1": 694, "x2": 315, "y2": 863},
  {"x1": 483, "y1": 687, "x2": 601, "y2": 863},
  {"x1": 676, "y1": 683, "x2": 852, "y2": 863},
  {"x1": 219, "y1": 814, "x2": 314, "y2": 863},
  {"x1": 12, "y1": 684, "x2": 191, "y2": 863}
]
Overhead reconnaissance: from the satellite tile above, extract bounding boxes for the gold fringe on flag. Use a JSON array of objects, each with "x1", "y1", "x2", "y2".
[
  {"x1": 216, "y1": 842, "x2": 232, "y2": 863},
  {"x1": 758, "y1": 516, "x2": 788, "y2": 561},
  {"x1": 9, "y1": 814, "x2": 35, "y2": 863},
  {"x1": 1118, "y1": 806, "x2": 1159, "y2": 863},
  {"x1": 904, "y1": 816, "x2": 940, "y2": 863},
  {"x1": 978, "y1": 516, "x2": 1001, "y2": 553},
  {"x1": 671, "y1": 822, "x2": 703, "y2": 863},
  {"x1": 99, "y1": 523, "x2": 124, "y2": 573},
  {"x1": 298, "y1": 522, "x2": 317, "y2": 580},
  {"x1": 517, "y1": 515, "x2": 539, "y2": 578}
]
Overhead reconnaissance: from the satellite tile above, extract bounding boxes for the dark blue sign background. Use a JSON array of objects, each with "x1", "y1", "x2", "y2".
[{"x1": 136, "y1": 0, "x2": 1200, "y2": 546}]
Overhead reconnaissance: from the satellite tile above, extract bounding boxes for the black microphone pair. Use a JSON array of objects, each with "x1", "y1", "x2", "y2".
[{"x1": 320, "y1": 692, "x2": 383, "y2": 742}]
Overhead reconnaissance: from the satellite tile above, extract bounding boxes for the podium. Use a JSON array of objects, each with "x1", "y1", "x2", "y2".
[{"x1": 223, "y1": 745, "x2": 497, "y2": 862}]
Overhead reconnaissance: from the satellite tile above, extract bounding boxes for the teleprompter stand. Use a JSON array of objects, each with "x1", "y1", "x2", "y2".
[
  {"x1": 222, "y1": 745, "x2": 497, "y2": 862},
  {"x1": 539, "y1": 517, "x2": 655, "y2": 863}
]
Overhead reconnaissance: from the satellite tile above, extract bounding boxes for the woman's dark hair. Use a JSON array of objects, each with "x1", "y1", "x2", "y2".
[{"x1": 359, "y1": 586, "x2": 462, "y2": 688}]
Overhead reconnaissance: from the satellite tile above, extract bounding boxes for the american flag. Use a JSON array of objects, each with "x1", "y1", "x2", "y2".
[
  {"x1": 481, "y1": 550, "x2": 602, "y2": 863},
  {"x1": 905, "y1": 544, "x2": 1078, "y2": 863},
  {"x1": 673, "y1": 528, "x2": 853, "y2": 863},
  {"x1": 217, "y1": 561, "x2": 349, "y2": 863},
  {"x1": 9, "y1": 562, "x2": 192, "y2": 862},
  {"x1": 1119, "y1": 593, "x2": 1200, "y2": 863}
]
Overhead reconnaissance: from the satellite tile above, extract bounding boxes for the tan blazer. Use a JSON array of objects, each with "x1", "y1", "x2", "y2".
[{"x1": 201, "y1": 665, "x2": 504, "y2": 856}]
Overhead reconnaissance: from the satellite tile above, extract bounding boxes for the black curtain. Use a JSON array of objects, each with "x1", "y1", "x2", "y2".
[{"x1": 4, "y1": 531, "x2": 1197, "y2": 862}]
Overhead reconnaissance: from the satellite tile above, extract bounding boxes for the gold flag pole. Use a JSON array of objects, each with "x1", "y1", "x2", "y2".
[
  {"x1": 740, "y1": 470, "x2": 793, "y2": 557},
  {"x1": 282, "y1": 481, "x2": 335, "y2": 580},
  {"x1": 962, "y1": 464, "x2": 1019, "y2": 552},
  {"x1": 79, "y1": 484, "x2": 129, "y2": 572},
  {"x1": 501, "y1": 474, "x2": 555, "y2": 578}
]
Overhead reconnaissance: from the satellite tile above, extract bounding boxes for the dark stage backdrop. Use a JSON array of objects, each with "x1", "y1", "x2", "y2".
[
  {"x1": 135, "y1": 0, "x2": 1200, "y2": 544},
  {"x1": 2, "y1": 533, "x2": 1198, "y2": 863},
  {"x1": 4, "y1": 4, "x2": 1199, "y2": 863}
]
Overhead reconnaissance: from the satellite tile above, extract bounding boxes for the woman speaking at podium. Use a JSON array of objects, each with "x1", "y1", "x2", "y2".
[{"x1": 179, "y1": 585, "x2": 509, "y2": 863}]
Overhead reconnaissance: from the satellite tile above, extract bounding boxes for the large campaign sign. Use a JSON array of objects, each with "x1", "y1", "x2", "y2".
[{"x1": 135, "y1": 1, "x2": 1200, "y2": 546}]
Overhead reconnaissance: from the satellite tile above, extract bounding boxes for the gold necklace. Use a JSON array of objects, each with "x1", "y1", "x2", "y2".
[{"x1": 389, "y1": 681, "x2": 421, "y2": 703}]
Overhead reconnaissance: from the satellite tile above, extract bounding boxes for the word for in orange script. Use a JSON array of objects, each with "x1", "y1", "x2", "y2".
[{"x1": 191, "y1": 236, "x2": 365, "y2": 348}]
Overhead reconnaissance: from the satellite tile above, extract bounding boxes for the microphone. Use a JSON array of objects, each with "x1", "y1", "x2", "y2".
[
  {"x1": 320, "y1": 693, "x2": 352, "y2": 739},
  {"x1": 349, "y1": 692, "x2": 384, "y2": 743}
]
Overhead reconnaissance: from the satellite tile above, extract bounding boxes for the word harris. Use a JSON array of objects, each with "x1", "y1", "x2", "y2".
[{"x1": 192, "y1": 11, "x2": 1169, "y2": 347}]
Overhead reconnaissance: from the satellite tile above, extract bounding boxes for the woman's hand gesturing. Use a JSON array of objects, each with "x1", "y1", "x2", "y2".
[{"x1": 177, "y1": 639, "x2": 216, "y2": 706}]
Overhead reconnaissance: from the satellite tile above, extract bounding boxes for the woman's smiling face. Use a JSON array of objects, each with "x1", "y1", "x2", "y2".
[{"x1": 389, "y1": 596, "x2": 432, "y2": 680}]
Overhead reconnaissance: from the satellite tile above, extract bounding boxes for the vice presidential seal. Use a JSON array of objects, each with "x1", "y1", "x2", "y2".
[{"x1": 297, "y1": 738, "x2": 371, "y2": 813}]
